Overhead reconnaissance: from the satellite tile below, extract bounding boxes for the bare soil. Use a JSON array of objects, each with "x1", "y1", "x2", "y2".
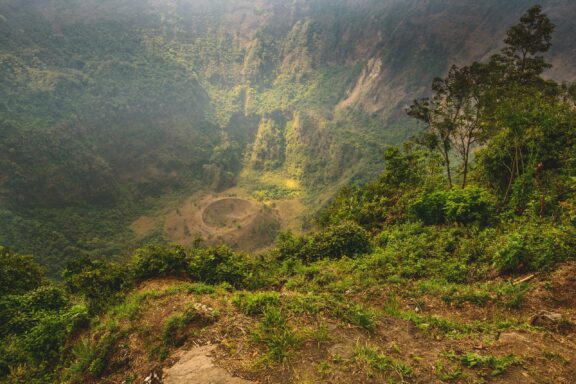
[
  {"x1": 130, "y1": 185, "x2": 306, "y2": 252},
  {"x1": 163, "y1": 192, "x2": 280, "y2": 252}
]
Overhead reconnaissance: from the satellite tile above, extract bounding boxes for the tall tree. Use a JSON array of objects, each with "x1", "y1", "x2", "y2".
[
  {"x1": 407, "y1": 64, "x2": 487, "y2": 188},
  {"x1": 406, "y1": 94, "x2": 454, "y2": 189},
  {"x1": 492, "y1": 5, "x2": 555, "y2": 85},
  {"x1": 407, "y1": 6, "x2": 557, "y2": 191}
]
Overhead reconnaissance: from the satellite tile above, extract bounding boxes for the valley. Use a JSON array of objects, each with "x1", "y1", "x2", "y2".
[
  {"x1": 2, "y1": 0, "x2": 576, "y2": 273},
  {"x1": 0, "y1": 2, "x2": 575, "y2": 383}
]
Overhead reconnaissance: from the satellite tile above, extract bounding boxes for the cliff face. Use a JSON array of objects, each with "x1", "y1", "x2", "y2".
[{"x1": 3, "y1": 0, "x2": 575, "y2": 198}]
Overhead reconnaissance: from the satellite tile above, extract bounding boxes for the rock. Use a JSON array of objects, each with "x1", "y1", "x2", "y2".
[
  {"x1": 530, "y1": 311, "x2": 570, "y2": 331},
  {"x1": 144, "y1": 368, "x2": 162, "y2": 384},
  {"x1": 163, "y1": 345, "x2": 254, "y2": 384}
]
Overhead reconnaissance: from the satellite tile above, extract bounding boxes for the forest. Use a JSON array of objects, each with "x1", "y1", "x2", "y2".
[{"x1": 1, "y1": 2, "x2": 575, "y2": 384}]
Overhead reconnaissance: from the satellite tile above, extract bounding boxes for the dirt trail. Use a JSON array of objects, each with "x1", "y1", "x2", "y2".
[{"x1": 163, "y1": 345, "x2": 254, "y2": 384}]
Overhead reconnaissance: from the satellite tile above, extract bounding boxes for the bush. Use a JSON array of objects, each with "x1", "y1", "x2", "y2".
[
  {"x1": 188, "y1": 245, "x2": 249, "y2": 287},
  {"x1": 132, "y1": 244, "x2": 189, "y2": 280},
  {"x1": 277, "y1": 221, "x2": 371, "y2": 263},
  {"x1": 494, "y1": 224, "x2": 576, "y2": 273},
  {"x1": 63, "y1": 257, "x2": 131, "y2": 311},
  {"x1": 22, "y1": 305, "x2": 88, "y2": 362},
  {"x1": 493, "y1": 234, "x2": 526, "y2": 273},
  {"x1": 411, "y1": 187, "x2": 495, "y2": 226},
  {"x1": 444, "y1": 187, "x2": 495, "y2": 225},
  {"x1": 368, "y1": 224, "x2": 495, "y2": 283},
  {"x1": 307, "y1": 221, "x2": 371, "y2": 261},
  {"x1": 0, "y1": 247, "x2": 44, "y2": 296},
  {"x1": 410, "y1": 191, "x2": 448, "y2": 225},
  {"x1": 0, "y1": 287, "x2": 70, "y2": 339},
  {"x1": 21, "y1": 286, "x2": 69, "y2": 312}
]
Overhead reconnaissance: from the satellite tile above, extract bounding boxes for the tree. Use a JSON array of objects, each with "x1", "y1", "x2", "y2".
[
  {"x1": 407, "y1": 6, "x2": 557, "y2": 191},
  {"x1": 407, "y1": 64, "x2": 487, "y2": 188},
  {"x1": 406, "y1": 92, "x2": 454, "y2": 188},
  {"x1": 491, "y1": 5, "x2": 555, "y2": 85}
]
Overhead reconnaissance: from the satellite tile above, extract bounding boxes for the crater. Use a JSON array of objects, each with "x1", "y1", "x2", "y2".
[{"x1": 202, "y1": 198, "x2": 258, "y2": 229}]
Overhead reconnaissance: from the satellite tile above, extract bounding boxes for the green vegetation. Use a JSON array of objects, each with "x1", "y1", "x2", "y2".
[
  {"x1": 0, "y1": 4, "x2": 574, "y2": 384},
  {"x1": 0, "y1": 0, "x2": 419, "y2": 274},
  {"x1": 352, "y1": 344, "x2": 414, "y2": 380},
  {"x1": 232, "y1": 292, "x2": 281, "y2": 315},
  {"x1": 458, "y1": 352, "x2": 520, "y2": 376},
  {"x1": 252, "y1": 308, "x2": 302, "y2": 364}
]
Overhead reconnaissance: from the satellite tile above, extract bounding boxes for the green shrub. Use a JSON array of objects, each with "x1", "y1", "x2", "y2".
[
  {"x1": 277, "y1": 221, "x2": 371, "y2": 263},
  {"x1": 63, "y1": 257, "x2": 131, "y2": 311},
  {"x1": 411, "y1": 187, "x2": 495, "y2": 226},
  {"x1": 444, "y1": 187, "x2": 495, "y2": 225},
  {"x1": 494, "y1": 233, "x2": 526, "y2": 273},
  {"x1": 22, "y1": 305, "x2": 88, "y2": 362},
  {"x1": 132, "y1": 244, "x2": 190, "y2": 280},
  {"x1": 21, "y1": 286, "x2": 69, "y2": 312},
  {"x1": 232, "y1": 291, "x2": 281, "y2": 315},
  {"x1": 369, "y1": 224, "x2": 476, "y2": 283},
  {"x1": 188, "y1": 245, "x2": 249, "y2": 287},
  {"x1": 275, "y1": 231, "x2": 307, "y2": 261},
  {"x1": 0, "y1": 247, "x2": 44, "y2": 296},
  {"x1": 494, "y1": 225, "x2": 575, "y2": 273},
  {"x1": 410, "y1": 191, "x2": 448, "y2": 225}
]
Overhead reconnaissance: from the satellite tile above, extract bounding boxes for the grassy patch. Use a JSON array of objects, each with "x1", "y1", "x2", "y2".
[
  {"x1": 353, "y1": 344, "x2": 413, "y2": 380},
  {"x1": 252, "y1": 308, "x2": 302, "y2": 364},
  {"x1": 232, "y1": 291, "x2": 281, "y2": 315},
  {"x1": 456, "y1": 351, "x2": 520, "y2": 376},
  {"x1": 331, "y1": 301, "x2": 378, "y2": 331}
]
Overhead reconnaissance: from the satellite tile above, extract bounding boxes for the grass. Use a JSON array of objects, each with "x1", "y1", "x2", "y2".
[
  {"x1": 458, "y1": 352, "x2": 520, "y2": 376},
  {"x1": 66, "y1": 328, "x2": 119, "y2": 380},
  {"x1": 383, "y1": 294, "x2": 529, "y2": 338},
  {"x1": 353, "y1": 344, "x2": 414, "y2": 380},
  {"x1": 434, "y1": 359, "x2": 464, "y2": 381},
  {"x1": 543, "y1": 351, "x2": 570, "y2": 365},
  {"x1": 108, "y1": 282, "x2": 218, "y2": 322},
  {"x1": 162, "y1": 307, "x2": 200, "y2": 347},
  {"x1": 306, "y1": 322, "x2": 331, "y2": 344},
  {"x1": 232, "y1": 291, "x2": 281, "y2": 315},
  {"x1": 414, "y1": 279, "x2": 530, "y2": 309},
  {"x1": 252, "y1": 307, "x2": 302, "y2": 364}
]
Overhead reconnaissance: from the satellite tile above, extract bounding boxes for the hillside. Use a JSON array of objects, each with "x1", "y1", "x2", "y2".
[
  {"x1": 1, "y1": 0, "x2": 576, "y2": 275},
  {"x1": 1, "y1": 4, "x2": 576, "y2": 382}
]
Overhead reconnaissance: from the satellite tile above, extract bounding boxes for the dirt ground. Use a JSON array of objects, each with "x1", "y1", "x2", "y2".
[{"x1": 131, "y1": 187, "x2": 305, "y2": 252}]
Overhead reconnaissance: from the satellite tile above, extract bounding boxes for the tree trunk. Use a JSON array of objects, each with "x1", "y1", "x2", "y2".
[{"x1": 445, "y1": 151, "x2": 453, "y2": 189}]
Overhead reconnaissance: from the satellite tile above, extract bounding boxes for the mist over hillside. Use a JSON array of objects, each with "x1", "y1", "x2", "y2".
[
  {"x1": 1, "y1": 0, "x2": 575, "y2": 274},
  {"x1": 1, "y1": 3, "x2": 576, "y2": 383}
]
